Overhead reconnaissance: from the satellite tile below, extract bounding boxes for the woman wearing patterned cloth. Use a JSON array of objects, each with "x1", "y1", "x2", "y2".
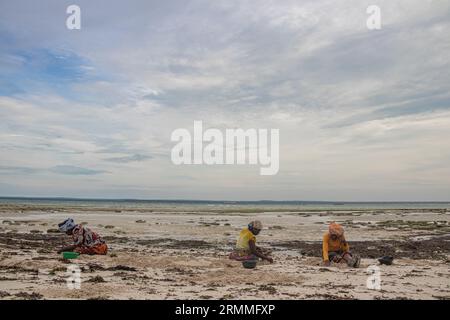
[{"x1": 57, "y1": 218, "x2": 108, "y2": 255}]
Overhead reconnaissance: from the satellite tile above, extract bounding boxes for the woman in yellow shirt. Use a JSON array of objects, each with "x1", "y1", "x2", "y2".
[
  {"x1": 323, "y1": 222, "x2": 360, "y2": 267},
  {"x1": 229, "y1": 220, "x2": 273, "y2": 263}
]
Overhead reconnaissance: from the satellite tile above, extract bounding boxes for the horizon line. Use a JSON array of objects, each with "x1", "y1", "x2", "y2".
[{"x1": 0, "y1": 196, "x2": 449, "y2": 204}]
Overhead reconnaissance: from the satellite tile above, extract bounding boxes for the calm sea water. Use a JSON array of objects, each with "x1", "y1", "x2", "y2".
[{"x1": 0, "y1": 197, "x2": 449, "y2": 211}]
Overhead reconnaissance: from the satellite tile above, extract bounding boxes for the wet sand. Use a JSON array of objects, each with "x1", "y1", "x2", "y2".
[{"x1": 0, "y1": 204, "x2": 449, "y2": 300}]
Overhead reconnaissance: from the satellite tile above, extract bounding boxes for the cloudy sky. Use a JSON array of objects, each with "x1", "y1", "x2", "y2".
[{"x1": 1, "y1": 0, "x2": 449, "y2": 201}]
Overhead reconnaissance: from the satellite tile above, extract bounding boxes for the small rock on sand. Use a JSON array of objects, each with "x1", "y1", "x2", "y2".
[{"x1": 87, "y1": 275, "x2": 106, "y2": 283}]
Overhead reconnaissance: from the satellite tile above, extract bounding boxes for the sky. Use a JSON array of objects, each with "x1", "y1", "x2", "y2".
[{"x1": 0, "y1": 0, "x2": 450, "y2": 201}]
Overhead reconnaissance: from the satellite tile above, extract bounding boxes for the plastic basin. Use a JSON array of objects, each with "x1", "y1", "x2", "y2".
[
  {"x1": 62, "y1": 252, "x2": 79, "y2": 259},
  {"x1": 242, "y1": 260, "x2": 257, "y2": 269}
]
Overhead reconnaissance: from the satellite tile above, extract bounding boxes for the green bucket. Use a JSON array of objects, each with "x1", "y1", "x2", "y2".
[{"x1": 62, "y1": 252, "x2": 79, "y2": 259}]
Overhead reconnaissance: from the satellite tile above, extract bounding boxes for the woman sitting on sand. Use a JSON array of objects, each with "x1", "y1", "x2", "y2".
[
  {"x1": 323, "y1": 222, "x2": 360, "y2": 267},
  {"x1": 57, "y1": 218, "x2": 108, "y2": 255},
  {"x1": 229, "y1": 220, "x2": 273, "y2": 263}
]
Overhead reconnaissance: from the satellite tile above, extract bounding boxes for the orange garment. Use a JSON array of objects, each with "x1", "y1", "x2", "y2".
[
  {"x1": 74, "y1": 243, "x2": 108, "y2": 255},
  {"x1": 329, "y1": 222, "x2": 344, "y2": 237},
  {"x1": 322, "y1": 232, "x2": 349, "y2": 261}
]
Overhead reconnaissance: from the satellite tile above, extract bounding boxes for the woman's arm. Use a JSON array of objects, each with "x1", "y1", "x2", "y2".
[
  {"x1": 322, "y1": 234, "x2": 330, "y2": 264},
  {"x1": 57, "y1": 244, "x2": 77, "y2": 254},
  {"x1": 342, "y1": 238, "x2": 350, "y2": 252},
  {"x1": 249, "y1": 240, "x2": 273, "y2": 263}
]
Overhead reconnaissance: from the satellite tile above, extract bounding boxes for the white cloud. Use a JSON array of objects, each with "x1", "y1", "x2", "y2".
[{"x1": 0, "y1": 0, "x2": 449, "y2": 200}]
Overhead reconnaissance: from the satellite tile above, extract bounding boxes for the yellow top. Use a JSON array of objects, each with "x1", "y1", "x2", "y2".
[
  {"x1": 322, "y1": 232, "x2": 349, "y2": 261},
  {"x1": 236, "y1": 228, "x2": 256, "y2": 251}
]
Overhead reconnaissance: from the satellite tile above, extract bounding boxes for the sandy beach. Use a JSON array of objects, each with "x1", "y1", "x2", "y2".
[{"x1": 0, "y1": 202, "x2": 449, "y2": 300}]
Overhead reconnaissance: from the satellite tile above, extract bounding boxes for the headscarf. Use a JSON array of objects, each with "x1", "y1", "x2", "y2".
[
  {"x1": 328, "y1": 222, "x2": 344, "y2": 237},
  {"x1": 248, "y1": 220, "x2": 263, "y2": 230},
  {"x1": 58, "y1": 218, "x2": 76, "y2": 232}
]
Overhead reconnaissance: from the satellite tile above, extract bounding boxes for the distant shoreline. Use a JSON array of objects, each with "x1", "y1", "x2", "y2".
[
  {"x1": 1, "y1": 196, "x2": 450, "y2": 204},
  {"x1": 0, "y1": 196, "x2": 449, "y2": 210}
]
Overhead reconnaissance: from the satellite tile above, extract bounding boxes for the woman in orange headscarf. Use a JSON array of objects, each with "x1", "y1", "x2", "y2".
[{"x1": 322, "y1": 222, "x2": 360, "y2": 267}]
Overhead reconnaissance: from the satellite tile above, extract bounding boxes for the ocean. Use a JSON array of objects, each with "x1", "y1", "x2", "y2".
[{"x1": 0, "y1": 197, "x2": 449, "y2": 211}]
